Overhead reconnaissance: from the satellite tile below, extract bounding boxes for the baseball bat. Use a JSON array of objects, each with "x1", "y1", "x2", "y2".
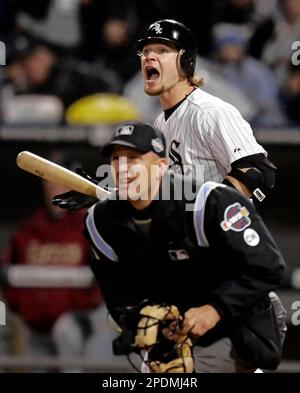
[{"x1": 16, "y1": 151, "x2": 111, "y2": 199}]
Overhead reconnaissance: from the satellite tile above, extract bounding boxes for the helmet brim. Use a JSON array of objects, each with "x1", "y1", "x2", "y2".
[
  {"x1": 101, "y1": 140, "x2": 146, "y2": 157},
  {"x1": 136, "y1": 37, "x2": 179, "y2": 52}
]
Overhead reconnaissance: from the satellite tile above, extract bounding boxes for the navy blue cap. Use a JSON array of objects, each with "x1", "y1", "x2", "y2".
[{"x1": 101, "y1": 121, "x2": 166, "y2": 157}]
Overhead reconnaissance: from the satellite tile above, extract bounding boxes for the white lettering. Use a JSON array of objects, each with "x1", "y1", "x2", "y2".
[
  {"x1": 291, "y1": 41, "x2": 300, "y2": 66},
  {"x1": 0, "y1": 41, "x2": 6, "y2": 65},
  {"x1": 102, "y1": 377, "x2": 136, "y2": 390},
  {"x1": 291, "y1": 301, "x2": 300, "y2": 326},
  {"x1": 0, "y1": 301, "x2": 6, "y2": 326},
  {"x1": 95, "y1": 161, "x2": 205, "y2": 208}
]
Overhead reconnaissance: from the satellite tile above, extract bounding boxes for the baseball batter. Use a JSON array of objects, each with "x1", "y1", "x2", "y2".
[
  {"x1": 135, "y1": 19, "x2": 286, "y2": 372},
  {"x1": 137, "y1": 19, "x2": 276, "y2": 202}
]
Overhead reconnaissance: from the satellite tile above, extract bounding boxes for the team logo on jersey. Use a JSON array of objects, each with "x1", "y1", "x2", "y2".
[
  {"x1": 168, "y1": 249, "x2": 190, "y2": 261},
  {"x1": 115, "y1": 125, "x2": 134, "y2": 136},
  {"x1": 169, "y1": 140, "x2": 184, "y2": 174},
  {"x1": 151, "y1": 22, "x2": 162, "y2": 34},
  {"x1": 243, "y1": 228, "x2": 260, "y2": 247},
  {"x1": 151, "y1": 138, "x2": 164, "y2": 153},
  {"x1": 220, "y1": 203, "x2": 251, "y2": 232}
]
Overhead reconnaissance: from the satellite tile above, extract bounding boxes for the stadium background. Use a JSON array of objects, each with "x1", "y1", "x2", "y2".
[{"x1": 0, "y1": 0, "x2": 299, "y2": 372}]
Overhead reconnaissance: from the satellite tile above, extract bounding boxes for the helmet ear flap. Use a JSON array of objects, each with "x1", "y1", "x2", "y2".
[
  {"x1": 177, "y1": 49, "x2": 186, "y2": 76},
  {"x1": 178, "y1": 48, "x2": 195, "y2": 77}
]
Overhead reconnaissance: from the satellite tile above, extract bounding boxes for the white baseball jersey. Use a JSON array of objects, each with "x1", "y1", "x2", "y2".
[{"x1": 155, "y1": 88, "x2": 266, "y2": 183}]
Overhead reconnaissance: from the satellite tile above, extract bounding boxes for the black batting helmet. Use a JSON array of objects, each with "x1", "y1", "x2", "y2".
[{"x1": 137, "y1": 19, "x2": 197, "y2": 77}]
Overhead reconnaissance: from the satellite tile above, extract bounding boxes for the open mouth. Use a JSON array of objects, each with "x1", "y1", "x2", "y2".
[{"x1": 146, "y1": 67, "x2": 160, "y2": 81}]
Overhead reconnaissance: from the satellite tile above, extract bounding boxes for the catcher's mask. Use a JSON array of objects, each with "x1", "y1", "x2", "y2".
[{"x1": 113, "y1": 301, "x2": 194, "y2": 373}]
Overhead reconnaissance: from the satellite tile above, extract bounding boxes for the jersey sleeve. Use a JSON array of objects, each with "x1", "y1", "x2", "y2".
[
  {"x1": 154, "y1": 113, "x2": 166, "y2": 136},
  {"x1": 203, "y1": 105, "x2": 267, "y2": 172},
  {"x1": 85, "y1": 204, "x2": 118, "y2": 263},
  {"x1": 84, "y1": 203, "x2": 125, "y2": 324},
  {"x1": 193, "y1": 182, "x2": 285, "y2": 320}
]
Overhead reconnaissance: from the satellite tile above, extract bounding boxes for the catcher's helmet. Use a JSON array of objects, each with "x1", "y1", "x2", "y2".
[{"x1": 137, "y1": 19, "x2": 197, "y2": 77}]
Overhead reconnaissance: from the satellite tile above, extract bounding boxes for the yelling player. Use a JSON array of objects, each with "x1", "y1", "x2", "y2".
[
  {"x1": 136, "y1": 19, "x2": 286, "y2": 372},
  {"x1": 137, "y1": 19, "x2": 277, "y2": 202}
]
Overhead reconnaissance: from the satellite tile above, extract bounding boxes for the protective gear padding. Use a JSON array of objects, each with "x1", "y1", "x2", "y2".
[{"x1": 225, "y1": 154, "x2": 277, "y2": 201}]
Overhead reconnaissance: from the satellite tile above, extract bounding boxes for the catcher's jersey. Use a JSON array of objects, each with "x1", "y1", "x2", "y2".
[
  {"x1": 84, "y1": 179, "x2": 285, "y2": 323},
  {"x1": 154, "y1": 88, "x2": 266, "y2": 183}
]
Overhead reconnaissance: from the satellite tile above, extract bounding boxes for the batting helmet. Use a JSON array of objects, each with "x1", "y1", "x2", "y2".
[{"x1": 137, "y1": 19, "x2": 197, "y2": 77}]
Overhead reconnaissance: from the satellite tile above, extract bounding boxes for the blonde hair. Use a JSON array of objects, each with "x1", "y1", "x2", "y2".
[
  {"x1": 188, "y1": 74, "x2": 204, "y2": 87},
  {"x1": 177, "y1": 50, "x2": 204, "y2": 87}
]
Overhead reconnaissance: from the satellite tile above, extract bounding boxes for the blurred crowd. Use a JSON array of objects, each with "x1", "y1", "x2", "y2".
[
  {"x1": 0, "y1": 151, "x2": 121, "y2": 371},
  {"x1": 0, "y1": 0, "x2": 299, "y2": 127},
  {"x1": 0, "y1": 0, "x2": 299, "y2": 371}
]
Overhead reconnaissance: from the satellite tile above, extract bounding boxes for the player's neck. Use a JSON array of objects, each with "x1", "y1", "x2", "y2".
[{"x1": 159, "y1": 80, "x2": 194, "y2": 110}]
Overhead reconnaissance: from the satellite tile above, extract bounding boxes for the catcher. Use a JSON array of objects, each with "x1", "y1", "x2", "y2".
[{"x1": 61, "y1": 121, "x2": 286, "y2": 372}]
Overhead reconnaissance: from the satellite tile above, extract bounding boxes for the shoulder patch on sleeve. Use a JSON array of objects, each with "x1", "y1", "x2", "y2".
[
  {"x1": 193, "y1": 181, "x2": 226, "y2": 247},
  {"x1": 86, "y1": 204, "x2": 118, "y2": 262},
  {"x1": 243, "y1": 228, "x2": 260, "y2": 246},
  {"x1": 220, "y1": 202, "x2": 251, "y2": 232}
]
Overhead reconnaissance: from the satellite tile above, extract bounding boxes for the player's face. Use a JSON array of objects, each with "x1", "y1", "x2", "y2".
[
  {"x1": 110, "y1": 146, "x2": 163, "y2": 202},
  {"x1": 140, "y1": 43, "x2": 181, "y2": 96}
]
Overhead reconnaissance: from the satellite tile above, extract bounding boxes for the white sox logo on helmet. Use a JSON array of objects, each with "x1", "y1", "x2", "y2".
[{"x1": 151, "y1": 22, "x2": 162, "y2": 35}]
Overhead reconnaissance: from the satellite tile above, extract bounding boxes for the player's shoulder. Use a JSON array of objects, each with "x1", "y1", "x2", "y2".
[
  {"x1": 213, "y1": 181, "x2": 254, "y2": 201},
  {"x1": 85, "y1": 196, "x2": 122, "y2": 249},
  {"x1": 194, "y1": 181, "x2": 226, "y2": 211},
  {"x1": 187, "y1": 88, "x2": 241, "y2": 118},
  {"x1": 88, "y1": 195, "x2": 119, "y2": 222},
  {"x1": 154, "y1": 112, "x2": 165, "y2": 126},
  {"x1": 192, "y1": 182, "x2": 258, "y2": 247},
  {"x1": 87, "y1": 194, "x2": 133, "y2": 228},
  {"x1": 84, "y1": 197, "x2": 120, "y2": 262},
  {"x1": 195, "y1": 181, "x2": 255, "y2": 213}
]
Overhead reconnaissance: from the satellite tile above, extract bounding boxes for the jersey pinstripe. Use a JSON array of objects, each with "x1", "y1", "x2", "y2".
[{"x1": 155, "y1": 88, "x2": 266, "y2": 183}]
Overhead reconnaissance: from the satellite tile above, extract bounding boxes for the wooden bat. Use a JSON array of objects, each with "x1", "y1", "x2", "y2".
[{"x1": 16, "y1": 151, "x2": 111, "y2": 199}]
